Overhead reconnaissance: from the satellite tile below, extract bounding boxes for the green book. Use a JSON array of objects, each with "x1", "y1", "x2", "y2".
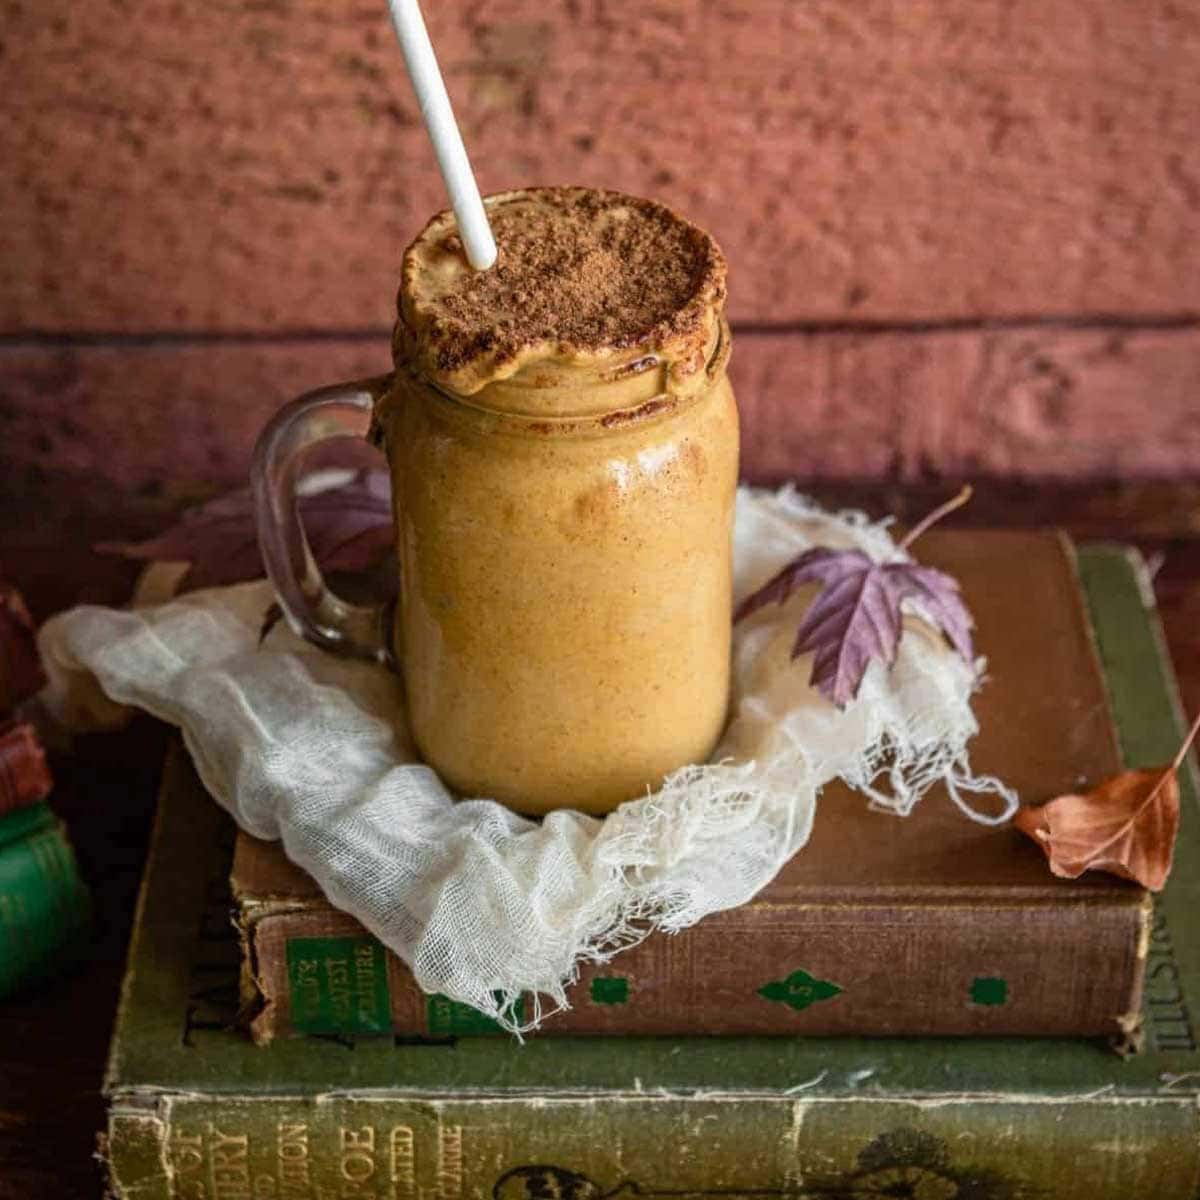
[
  {"x1": 0, "y1": 800, "x2": 91, "y2": 998},
  {"x1": 102, "y1": 545, "x2": 1200, "y2": 1199}
]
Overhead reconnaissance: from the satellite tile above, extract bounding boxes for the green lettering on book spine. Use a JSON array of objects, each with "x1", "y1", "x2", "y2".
[
  {"x1": 285, "y1": 937, "x2": 391, "y2": 1035},
  {"x1": 426, "y1": 992, "x2": 524, "y2": 1035}
]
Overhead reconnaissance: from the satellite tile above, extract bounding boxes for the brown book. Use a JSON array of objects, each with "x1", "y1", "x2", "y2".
[
  {"x1": 0, "y1": 720, "x2": 53, "y2": 816},
  {"x1": 233, "y1": 530, "x2": 1149, "y2": 1042}
]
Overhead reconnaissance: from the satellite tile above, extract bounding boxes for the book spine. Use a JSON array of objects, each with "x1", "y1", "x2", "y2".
[
  {"x1": 0, "y1": 720, "x2": 54, "y2": 815},
  {"x1": 0, "y1": 805, "x2": 91, "y2": 997},
  {"x1": 103, "y1": 1090, "x2": 1200, "y2": 1200},
  {"x1": 0, "y1": 581, "x2": 45, "y2": 712},
  {"x1": 241, "y1": 892, "x2": 1149, "y2": 1041}
]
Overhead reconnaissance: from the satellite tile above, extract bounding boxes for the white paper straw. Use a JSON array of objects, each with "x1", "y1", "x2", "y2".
[{"x1": 387, "y1": 0, "x2": 497, "y2": 270}]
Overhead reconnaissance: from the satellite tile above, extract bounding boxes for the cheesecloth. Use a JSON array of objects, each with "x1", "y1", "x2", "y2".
[{"x1": 37, "y1": 488, "x2": 1016, "y2": 1031}]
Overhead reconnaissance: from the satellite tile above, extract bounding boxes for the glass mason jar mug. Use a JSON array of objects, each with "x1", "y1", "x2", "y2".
[{"x1": 252, "y1": 191, "x2": 739, "y2": 816}]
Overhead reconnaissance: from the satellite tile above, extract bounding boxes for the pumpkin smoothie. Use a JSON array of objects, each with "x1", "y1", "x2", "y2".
[{"x1": 375, "y1": 187, "x2": 739, "y2": 815}]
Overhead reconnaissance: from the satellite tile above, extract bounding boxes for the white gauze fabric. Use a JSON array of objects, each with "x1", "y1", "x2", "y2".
[{"x1": 37, "y1": 488, "x2": 1016, "y2": 1031}]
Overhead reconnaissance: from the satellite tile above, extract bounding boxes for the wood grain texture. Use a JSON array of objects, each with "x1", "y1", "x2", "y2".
[
  {"x1": 0, "y1": 338, "x2": 388, "y2": 509},
  {"x1": 2, "y1": 325, "x2": 1195, "y2": 533},
  {"x1": 2, "y1": 0, "x2": 1198, "y2": 332},
  {"x1": 736, "y1": 324, "x2": 1200, "y2": 480}
]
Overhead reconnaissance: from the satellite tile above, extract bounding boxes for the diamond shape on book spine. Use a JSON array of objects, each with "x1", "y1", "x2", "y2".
[{"x1": 757, "y1": 969, "x2": 842, "y2": 1012}]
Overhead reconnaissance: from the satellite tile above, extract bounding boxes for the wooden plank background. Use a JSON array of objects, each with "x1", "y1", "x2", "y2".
[{"x1": 2, "y1": 0, "x2": 1199, "y2": 550}]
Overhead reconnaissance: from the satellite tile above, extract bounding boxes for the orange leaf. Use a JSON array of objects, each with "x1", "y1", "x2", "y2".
[
  {"x1": 1013, "y1": 768, "x2": 1178, "y2": 890},
  {"x1": 1013, "y1": 709, "x2": 1198, "y2": 892}
]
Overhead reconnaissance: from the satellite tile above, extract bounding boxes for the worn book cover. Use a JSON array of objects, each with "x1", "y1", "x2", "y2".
[
  {"x1": 101, "y1": 544, "x2": 1200, "y2": 1197},
  {"x1": 234, "y1": 530, "x2": 1149, "y2": 1041}
]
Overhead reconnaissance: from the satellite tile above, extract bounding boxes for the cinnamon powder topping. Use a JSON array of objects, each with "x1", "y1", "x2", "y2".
[{"x1": 396, "y1": 187, "x2": 727, "y2": 396}]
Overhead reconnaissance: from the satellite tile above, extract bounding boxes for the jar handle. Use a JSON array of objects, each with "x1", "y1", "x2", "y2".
[{"x1": 251, "y1": 375, "x2": 395, "y2": 664}]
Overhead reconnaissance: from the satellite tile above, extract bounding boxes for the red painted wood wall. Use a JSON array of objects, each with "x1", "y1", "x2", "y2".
[{"x1": 2, "y1": 1, "x2": 1198, "y2": 554}]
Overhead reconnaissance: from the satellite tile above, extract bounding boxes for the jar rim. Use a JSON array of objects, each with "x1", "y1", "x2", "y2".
[
  {"x1": 395, "y1": 186, "x2": 728, "y2": 399},
  {"x1": 397, "y1": 319, "x2": 731, "y2": 436}
]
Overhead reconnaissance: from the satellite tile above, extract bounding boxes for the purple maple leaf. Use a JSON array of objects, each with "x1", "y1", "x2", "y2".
[
  {"x1": 97, "y1": 469, "x2": 395, "y2": 590},
  {"x1": 735, "y1": 547, "x2": 975, "y2": 707}
]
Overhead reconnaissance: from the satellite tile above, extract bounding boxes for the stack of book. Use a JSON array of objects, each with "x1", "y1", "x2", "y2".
[
  {"x1": 0, "y1": 579, "x2": 91, "y2": 998},
  {"x1": 100, "y1": 535, "x2": 1200, "y2": 1198}
]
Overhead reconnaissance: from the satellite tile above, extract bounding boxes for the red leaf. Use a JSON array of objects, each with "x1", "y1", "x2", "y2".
[
  {"x1": 1013, "y1": 769, "x2": 1179, "y2": 891},
  {"x1": 96, "y1": 470, "x2": 395, "y2": 589},
  {"x1": 735, "y1": 549, "x2": 976, "y2": 707},
  {"x1": 0, "y1": 720, "x2": 53, "y2": 815},
  {"x1": 1013, "y1": 710, "x2": 1198, "y2": 892},
  {"x1": 0, "y1": 582, "x2": 45, "y2": 710}
]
